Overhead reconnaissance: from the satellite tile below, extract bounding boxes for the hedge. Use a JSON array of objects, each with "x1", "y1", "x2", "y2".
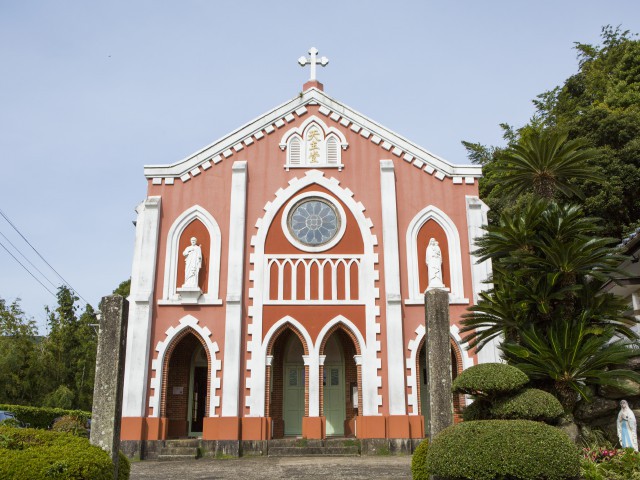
[
  {"x1": 452, "y1": 363, "x2": 529, "y2": 397},
  {"x1": 0, "y1": 404, "x2": 91, "y2": 430},
  {"x1": 461, "y1": 398, "x2": 492, "y2": 422},
  {"x1": 490, "y1": 388, "x2": 564, "y2": 423},
  {"x1": 411, "y1": 439, "x2": 430, "y2": 480},
  {"x1": 422, "y1": 420, "x2": 580, "y2": 480},
  {"x1": 0, "y1": 426, "x2": 129, "y2": 480}
]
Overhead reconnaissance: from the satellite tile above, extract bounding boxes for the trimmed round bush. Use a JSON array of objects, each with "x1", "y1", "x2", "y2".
[
  {"x1": 452, "y1": 362, "x2": 529, "y2": 396},
  {"x1": 424, "y1": 420, "x2": 580, "y2": 480},
  {"x1": 0, "y1": 404, "x2": 91, "y2": 429},
  {"x1": 490, "y1": 388, "x2": 564, "y2": 423},
  {"x1": 462, "y1": 398, "x2": 492, "y2": 421},
  {"x1": 0, "y1": 426, "x2": 129, "y2": 480},
  {"x1": 411, "y1": 438, "x2": 429, "y2": 480}
]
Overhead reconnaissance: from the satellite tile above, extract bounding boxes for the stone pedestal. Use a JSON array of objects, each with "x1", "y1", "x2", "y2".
[
  {"x1": 90, "y1": 295, "x2": 129, "y2": 479},
  {"x1": 177, "y1": 286, "x2": 202, "y2": 304},
  {"x1": 424, "y1": 288, "x2": 454, "y2": 439}
]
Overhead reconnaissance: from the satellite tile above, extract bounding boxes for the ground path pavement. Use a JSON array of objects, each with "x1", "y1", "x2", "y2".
[{"x1": 130, "y1": 455, "x2": 413, "y2": 479}]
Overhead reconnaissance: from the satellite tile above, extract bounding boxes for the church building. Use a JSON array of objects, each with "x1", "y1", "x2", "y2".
[{"x1": 120, "y1": 49, "x2": 496, "y2": 450}]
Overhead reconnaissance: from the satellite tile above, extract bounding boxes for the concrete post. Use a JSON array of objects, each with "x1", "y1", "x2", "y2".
[
  {"x1": 91, "y1": 295, "x2": 128, "y2": 479},
  {"x1": 424, "y1": 288, "x2": 454, "y2": 439}
]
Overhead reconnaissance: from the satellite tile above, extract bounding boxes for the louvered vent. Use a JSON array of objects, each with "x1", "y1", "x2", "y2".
[
  {"x1": 289, "y1": 138, "x2": 301, "y2": 165},
  {"x1": 326, "y1": 136, "x2": 339, "y2": 165}
]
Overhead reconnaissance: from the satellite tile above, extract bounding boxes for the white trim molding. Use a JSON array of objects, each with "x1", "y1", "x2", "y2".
[
  {"x1": 122, "y1": 196, "x2": 162, "y2": 418},
  {"x1": 148, "y1": 314, "x2": 221, "y2": 417},
  {"x1": 280, "y1": 115, "x2": 348, "y2": 170},
  {"x1": 159, "y1": 204, "x2": 222, "y2": 305},
  {"x1": 405, "y1": 205, "x2": 468, "y2": 304}
]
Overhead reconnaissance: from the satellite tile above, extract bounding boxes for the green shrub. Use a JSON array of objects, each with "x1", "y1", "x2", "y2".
[
  {"x1": 411, "y1": 439, "x2": 429, "y2": 480},
  {"x1": 424, "y1": 420, "x2": 580, "y2": 480},
  {"x1": 461, "y1": 398, "x2": 493, "y2": 421},
  {"x1": 0, "y1": 426, "x2": 129, "y2": 480},
  {"x1": 0, "y1": 404, "x2": 91, "y2": 429},
  {"x1": 451, "y1": 362, "x2": 529, "y2": 397},
  {"x1": 52, "y1": 415, "x2": 89, "y2": 437},
  {"x1": 490, "y1": 388, "x2": 564, "y2": 423}
]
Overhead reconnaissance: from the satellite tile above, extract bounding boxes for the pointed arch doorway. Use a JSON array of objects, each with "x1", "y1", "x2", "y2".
[
  {"x1": 162, "y1": 330, "x2": 210, "y2": 438},
  {"x1": 320, "y1": 327, "x2": 360, "y2": 437}
]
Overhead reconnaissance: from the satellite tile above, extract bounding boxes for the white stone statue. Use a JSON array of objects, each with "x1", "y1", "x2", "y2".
[
  {"x1": 182, "y1": 237, "x2": 202, "y2": 288},
  {"x1": 426, "y1": 238, "x2": 445, "y2": 289},
  {"x1": 617, "y1": 400, "x2": 638, "y2": 451}
]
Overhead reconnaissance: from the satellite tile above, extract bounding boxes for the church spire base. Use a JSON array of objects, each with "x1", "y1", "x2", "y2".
[{"x1": 303, "y1": 80, "x2": 324, "y2": 92}]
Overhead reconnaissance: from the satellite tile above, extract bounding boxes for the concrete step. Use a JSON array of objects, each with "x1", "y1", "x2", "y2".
[
  {"x1": 268, "y1": 446, "x2": 359, "y2": 457},
  {"x1": 159, "y1": 446, "x2": 200, "y2": 456},
  {"x1": 268, "y1": 438, "x2": 324, "y2": 448},
  {"x1": 157, "y1": 453, "x2": 199, "y2": 461},
  {"x1": 163, "y1": 439, "x2": 200, "y2": 448}
]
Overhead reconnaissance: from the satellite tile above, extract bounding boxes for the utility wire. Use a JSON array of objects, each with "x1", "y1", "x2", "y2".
[
  {"x1": 0, "y1": 208, "x2": 89, "y2": 304},
  {"x1": 0, "y1": 237, "x2": 57, "y2": 298},
  {"x1": 0, "y1": 230, "x2": 58, "y2": 290}
]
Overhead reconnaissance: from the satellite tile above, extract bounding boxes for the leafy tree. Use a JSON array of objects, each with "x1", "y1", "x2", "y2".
[
  {"x1": 470, "y1": 26, "x2": 640, "y2": 238},
  {"x1": 40, "y1": 287, "x2": 97, "y2": 411},
  {"x1": 112, "y1": 278, "x2": 130, "y2": 298},
  {"x1": 0, "y1": 298, "x2": 39, "y2": 405}
]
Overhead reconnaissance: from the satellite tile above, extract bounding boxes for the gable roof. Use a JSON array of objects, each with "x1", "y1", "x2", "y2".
[{"x1": 144, "y1": 87, "x2": 482, "y2": 185}]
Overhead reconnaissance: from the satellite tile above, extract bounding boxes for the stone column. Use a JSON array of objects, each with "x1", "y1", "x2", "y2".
[
  {"x1": 424, "y1": 288, "x2": 453, "y2": 439},
  {"x1": 91, "y1": 295, "x2": 128, "y2": 479}
]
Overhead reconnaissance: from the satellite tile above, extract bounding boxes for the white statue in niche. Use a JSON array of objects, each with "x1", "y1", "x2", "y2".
[
  {"x1": 426, "y1": 238, "x2": 446, "y2": 290},
  {"x1": 182, "y1": 237, "x2": 202, "y2": 288},
  {"x1": 617, "y1": 400, "x2": 638, "y2": 451}
]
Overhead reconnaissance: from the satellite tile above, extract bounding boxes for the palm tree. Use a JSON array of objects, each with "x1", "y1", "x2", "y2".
[
  {"x1": 499, "y1": 130, "x2": 600, "y2": 200},
  {"x1": 501, "y1": 318, "x2": 640, "y2": 411}
]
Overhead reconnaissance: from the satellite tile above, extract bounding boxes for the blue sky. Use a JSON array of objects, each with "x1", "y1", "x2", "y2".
[{"x1": 1, "y1": 1, "x2": 639, "y2": 331}]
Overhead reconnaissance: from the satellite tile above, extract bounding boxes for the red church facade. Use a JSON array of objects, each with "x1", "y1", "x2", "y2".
[{"x1": 120, "y1": 76, "x2": 496, "y2": 451}]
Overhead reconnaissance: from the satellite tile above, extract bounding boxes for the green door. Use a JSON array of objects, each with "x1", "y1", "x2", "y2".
[
  {"x1": 284, "y1": 364, "x2": 304, "y2": 436},
  {"x1": 324, "y1": 365, "x2": 345, "y2": 436}
]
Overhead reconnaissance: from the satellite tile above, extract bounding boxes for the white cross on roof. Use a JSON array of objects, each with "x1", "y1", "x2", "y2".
[{"x1": 298, "y1": 47, "x2": 329, "y2": 82}]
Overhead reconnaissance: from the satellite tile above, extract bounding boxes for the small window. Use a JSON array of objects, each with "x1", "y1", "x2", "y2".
[
  {"x1": 289, "y1": 137, "x2": 302, "y2": 165},
  {"x1": 331, "y1": 368, "x2": 339, "y2": 386},
  {"x1": 289, "y1": 368, "x2": 298, "y2": 386},
  {"x1": 326, "y1": 136, "x2": 339, "y2": 165}
]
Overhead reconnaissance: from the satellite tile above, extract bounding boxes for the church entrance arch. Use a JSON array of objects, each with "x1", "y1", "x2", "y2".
[
  {"x1": 319, "y1": 326, "x2": 360, "y2": 437},
  {"x1": 266, "y1": 326, "x2": 309, "y2": 438},
  {"x1": 161, "y1": 329, "x2": 210, "y2": 438}
]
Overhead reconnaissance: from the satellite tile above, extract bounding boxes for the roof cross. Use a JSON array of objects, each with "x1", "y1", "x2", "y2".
[{"x1": 298, "y1": 47, "x2": 328, "y2": 81}]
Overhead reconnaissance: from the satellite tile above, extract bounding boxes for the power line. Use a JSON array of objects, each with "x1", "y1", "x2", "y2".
[
  {"x1": 0, "y1": 208, "x2": 89, "y2": 305},
  {"x1": 0, "y1": 237, "x2": 57, "y2": 298},
  {"x1": 0, "y1": 230, "x2": 58, "y2": 290}
]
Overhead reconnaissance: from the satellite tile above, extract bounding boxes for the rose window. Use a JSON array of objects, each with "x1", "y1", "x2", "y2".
[{"x1": 287, "y1": 198, "x2": 340, "y2": 246}]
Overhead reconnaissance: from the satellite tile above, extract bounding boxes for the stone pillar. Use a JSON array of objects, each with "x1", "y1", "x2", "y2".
[
  {"x1": 91, "y1": 295, "x2": 128, "y2": 479},
  {"x1": 424, "y1": 288, "x2": 453, "y2": 439}
]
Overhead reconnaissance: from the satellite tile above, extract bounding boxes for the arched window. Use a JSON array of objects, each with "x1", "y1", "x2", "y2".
[{"x1": 288, "y1": 136, "x2": 302, "y2": 166}]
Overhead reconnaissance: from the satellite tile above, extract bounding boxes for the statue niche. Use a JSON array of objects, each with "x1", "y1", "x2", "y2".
[
  {"x1": 417, "y1": 220, "x2": 450, "y2": 293},
  {"x1": 176, "y1": 219, "x2": 209, "y2": 304}
]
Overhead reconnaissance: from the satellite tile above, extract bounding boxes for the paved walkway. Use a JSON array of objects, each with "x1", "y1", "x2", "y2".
[{"x1": 130, "y1": 455, "x2": 413, "y2": 479}]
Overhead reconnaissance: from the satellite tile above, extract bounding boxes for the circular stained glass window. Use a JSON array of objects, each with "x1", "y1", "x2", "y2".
[{"x1": 287, "y1": 198, "x2": 340, "y2": 246}]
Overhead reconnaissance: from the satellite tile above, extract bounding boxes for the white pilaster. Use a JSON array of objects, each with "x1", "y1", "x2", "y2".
[
  {"x1": 221, "y1": 161, "x2": 248, "y2": 416},
  {"x1": 379, "y1": 160, "x2": 407, "y2": 415},
  {"x1": 305, "y1": 355, "x2": 321, "y2": 417},
  {"x1": 122, "y1": 196, "x2": 162, "y2": 417},
  {"x1": 465, "y1": 195, "x2": 499, "y2": 364}
]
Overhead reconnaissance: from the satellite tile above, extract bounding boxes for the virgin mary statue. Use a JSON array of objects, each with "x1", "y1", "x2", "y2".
[{"x1": 617, "y1": 400, "x2": 638, "y2": 451}]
